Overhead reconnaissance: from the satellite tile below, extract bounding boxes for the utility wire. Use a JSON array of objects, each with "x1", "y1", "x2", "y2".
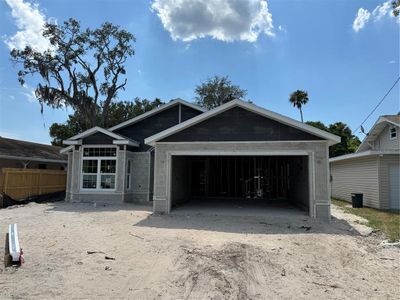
[{"x1": 353, "y1": 76, "x2": 400, "y2": 134}]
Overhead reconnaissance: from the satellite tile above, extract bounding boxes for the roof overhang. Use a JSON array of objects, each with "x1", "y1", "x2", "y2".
[
  {"x1": 357, "y1": 116, "x2": 400, "y2": 152},
  {"x1": 330, "y1": 150, "x2": 400, "y2": 163},
  {"x1": 63, "y1": 126, "x2": 139, "y2": 147},
  {"x1": 60, "y1": 145, "x2": 74, "y2": 154},
  {"x1": 145, "y1": 99, "x2": 341, "y2": 146},
  {"x1": 108, "y1": 98, "x2": 206, "y2": 132},
  {"x1": 0, "y1": 154, "x2": 67, "y2": 164}
]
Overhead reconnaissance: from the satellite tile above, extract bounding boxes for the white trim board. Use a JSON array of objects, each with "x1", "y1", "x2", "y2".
[
  {"x1": 166, "y1": 150, "x2": 310, "y2": 156},
  {"x1": 329, "y1": 150, "x2": 400, "y2": 163},
  {"x1": 109, "y1": 98, "x2": 205, "y2": 131},
  {"x1": 145, "y1": 99, "x2": 341, "y2": 146}
]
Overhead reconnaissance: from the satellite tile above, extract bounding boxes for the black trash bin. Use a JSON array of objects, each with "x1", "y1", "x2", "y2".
[{"x1": 351, "y1": 193, "x2": 363, "y2": 208}]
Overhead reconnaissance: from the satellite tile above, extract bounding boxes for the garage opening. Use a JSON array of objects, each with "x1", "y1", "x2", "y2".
[{"x1": 170, "y1": 155, "x2": 309, "y2": 212}]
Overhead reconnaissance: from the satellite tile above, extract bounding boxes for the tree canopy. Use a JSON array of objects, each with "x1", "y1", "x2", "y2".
[
  {"x1": 10, "y1": 18, "x2": 135, "y2": 128},
  {"x1": 50, "y1": 98, "x2": 163, "y2": 146},
  {"x1": 195, "y1": 76, "x2": 247, "y2": 110},
  {"x1": 305, "y1": 121, "x2": 361, "y2": 157},
  {"x1": 289, "y1": 90, "x2": 309, "y2": 123},
  {"x1": 392, "y1": 0, "x2": 400, "y2": 16}
]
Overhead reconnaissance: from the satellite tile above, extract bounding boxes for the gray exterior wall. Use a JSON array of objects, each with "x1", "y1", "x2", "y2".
[
  {"x1": 65, "y1": 146, "x2": 125, "y2": 204},
  {"x1": 153, "y1": 141, "x2": 331, "y2": 219},
  {"x1": 161, "y1": 107, "x2": 323, "y2": 143},
  {"x1": 124, "y1": 151, "x2": 152, "y2": 203},
  {"x1": 115, "y1": 103, "x2": 203, "y2": 151},
  {"x1": 373, "y1": 125, "x2": 400, "y2": 151},
  {"x1": 378, "y1": 154, "x2": 400, "y2": 209},
  {"x1": 330, "y1": 156, "x2": 380, "y2": 208}
]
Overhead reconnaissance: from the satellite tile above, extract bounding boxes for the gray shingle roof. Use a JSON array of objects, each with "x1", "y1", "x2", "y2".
[{"x1": 0, "y1": 137, "x2": 67, "y2": 163}]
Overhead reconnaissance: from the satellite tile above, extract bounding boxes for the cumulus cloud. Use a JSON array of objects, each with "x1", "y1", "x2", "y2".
[
  {"x1": 352, "y1": 1, "x2": 397, "y2": 32},
  {"x1": 353, "y1": 8, "x2": 371, "y2": 32},
  {"x1": 372, "y1": 1, "x2": 392, "y2": 21},
  {"x1": 151, "y1": 0, "x2": 274, "y2": 42},
  {"x1": 4, "y1": 0, "x2": 51, "y2": 51}
]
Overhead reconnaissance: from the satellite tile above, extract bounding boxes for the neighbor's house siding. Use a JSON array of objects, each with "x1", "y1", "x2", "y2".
[
  {"x1": 374, "y1": 125, "x2": 400, "y2": 151},
  {"x1": 330, "y1": 156, "x2": 380, "y2": 208},
  {"x1": 379, "y1": 154, "x2": 400, "y2": 209}
]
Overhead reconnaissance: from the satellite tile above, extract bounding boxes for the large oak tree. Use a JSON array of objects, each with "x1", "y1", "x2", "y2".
[{"x1": 10, "y1": 18, "x2": 135, "y2": 128}]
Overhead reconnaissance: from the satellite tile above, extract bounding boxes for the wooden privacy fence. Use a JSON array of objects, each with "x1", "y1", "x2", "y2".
[{"x1": 0, "y1": 168, "x2": 67, "y2": 200}]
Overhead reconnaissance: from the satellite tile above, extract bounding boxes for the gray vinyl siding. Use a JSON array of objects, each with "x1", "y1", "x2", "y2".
[
  {"x1": 373, "y1": 125, "x2": 400, "y2": 151},
  {"x1": 330, "y1": 156, "x2": 380, "y2": 208},
  {"x1": 378, "y1": 154, "x2": 400, "y2": 209}
]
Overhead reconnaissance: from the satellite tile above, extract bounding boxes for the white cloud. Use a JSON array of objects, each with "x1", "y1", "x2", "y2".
[
  {"x1": 151, "y1": 0, "x2": 274, "y2": 42},
  {"x1": 372, "y1": 1, "x2": 392, "y2": 21},
  {"x1": 388, "y1": 60, "x2": 397, "y2": 64},
  {"x1": 21, "y1": 84, "x2": 36, "y2": 103},
  {"x1": 353, "y1": 8, "x2": 371, "y2": 32},
  {"x1": 353, "y1": 1, "x2": 397, "y2": 32},
  {"x1": 4, "y1": 0, "x2": 51, "y2": 51}
]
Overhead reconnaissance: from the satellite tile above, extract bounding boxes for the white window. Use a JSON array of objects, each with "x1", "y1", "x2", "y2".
[
  {"x1": 390, "y1": 127, "x2": 397, "y2": 140},
  {"x1": 81, "y1": 147, "x2": 117, "y2": 190},
  {"x1": 126, "y1": 160, "x2": 132, "y2": 190}
]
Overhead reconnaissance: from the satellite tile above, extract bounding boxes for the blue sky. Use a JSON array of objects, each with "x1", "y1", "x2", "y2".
[{"x1": 0, "y1": 0, "x2": 399, "y2": 144}]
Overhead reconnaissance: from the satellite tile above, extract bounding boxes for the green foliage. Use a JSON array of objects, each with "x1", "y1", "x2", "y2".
[
  {"x1": 332, "y1": 198, "x2": 400, "y2": 242},
  {"x1": 392, "y1": 0, "x2": 400, "y2": 16},
  {"x1": 289, "y1": 90, "x2": 309, "y2": 123},
  {"x1": 195, "y1": 76, "x2": 247, "y2": 110},
  {"x1": 306, "y1": 121, "x2": 361, "y2": 157},
  {"x1": 50, "y1": 98, "x2": 163, "y2": 146},
  {"x1": 10, "y1": 18, "x2": 135, "y2": 128}
]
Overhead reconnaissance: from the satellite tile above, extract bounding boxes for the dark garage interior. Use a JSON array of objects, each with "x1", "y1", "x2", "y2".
[{"x1": 170, "y1": 155, "x2": 309, "y2": 211}]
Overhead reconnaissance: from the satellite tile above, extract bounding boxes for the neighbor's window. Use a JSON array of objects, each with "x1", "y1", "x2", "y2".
[
  {"x1": 82, "y1": 147, "x2": 117, "y2": 190},
  {"x1": 126, "y1": 159, "x2": 132, "y2": 190},
  {"x1": 390, "y1": 127, "x2": 397, "y2": 140}
]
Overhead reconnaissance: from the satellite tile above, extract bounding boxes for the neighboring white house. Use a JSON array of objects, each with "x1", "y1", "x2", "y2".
[{"x1": 330, "y1": 115, "x2": 400, "y2": 210}]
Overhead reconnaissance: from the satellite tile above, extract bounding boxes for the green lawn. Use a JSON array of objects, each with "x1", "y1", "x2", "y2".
[{"x1": 332, "y1": 198, "x2": 400, "y2": 242}]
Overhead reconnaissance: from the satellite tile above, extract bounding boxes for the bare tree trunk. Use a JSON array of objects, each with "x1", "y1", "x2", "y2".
[{"x1": 300, "y1": 107, "x2": 304, "y2": 123}]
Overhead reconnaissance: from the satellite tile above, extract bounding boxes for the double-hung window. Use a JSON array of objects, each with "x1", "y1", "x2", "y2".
[{"x1": 81, "y1": 147, "x2": 117, "y2": 190}]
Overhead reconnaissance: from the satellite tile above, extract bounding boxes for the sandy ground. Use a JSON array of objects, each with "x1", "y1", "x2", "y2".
[{"x1": 0, "y1": 201, "x2": 399, "y2": 300}]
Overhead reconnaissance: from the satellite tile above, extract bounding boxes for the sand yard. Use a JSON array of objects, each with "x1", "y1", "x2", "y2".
[{"x1": 0, "y1": 201, "x2": 399, "y2": 299}]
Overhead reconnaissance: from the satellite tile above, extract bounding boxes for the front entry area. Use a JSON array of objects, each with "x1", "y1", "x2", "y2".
[{"x1": 170, "y1": 155, "x2": 310, "y2": 214}]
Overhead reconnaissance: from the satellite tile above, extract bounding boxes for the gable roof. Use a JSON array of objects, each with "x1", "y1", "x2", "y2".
[
  {"x1": 108, "y1": 98, "x2": 206, "y2": 132},
  {"x1": 63, "y1": 126, "x2": 139, "y2": 147},
  {"x1": 145, "y1": 99, "x2": 341, "y2": 146},
  {"x1": 0, "y1": 136, "x2": 67, "y2": 163},
  {"x1": 357, "y1": 114, "x2": 400, "y2": 152}
]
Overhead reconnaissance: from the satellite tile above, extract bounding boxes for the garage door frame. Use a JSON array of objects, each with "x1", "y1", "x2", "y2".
[{"x1": 165, "y1": 150, "x2": 315, "y2": 217}]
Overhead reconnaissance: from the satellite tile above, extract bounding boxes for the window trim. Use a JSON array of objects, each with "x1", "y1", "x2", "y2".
[
  {"x1": 80, "y1": 145, "x2": 118, "y2": 192},
  {"x1": 389, "y1": 126, "x2": 397, "y2": 140}
]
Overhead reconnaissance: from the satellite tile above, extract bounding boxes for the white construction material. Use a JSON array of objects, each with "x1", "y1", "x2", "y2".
[{"x1": 8, "y1": 224, "x2": 21, "y2": 262}]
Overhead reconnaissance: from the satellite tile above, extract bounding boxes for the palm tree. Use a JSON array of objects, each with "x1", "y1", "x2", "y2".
[{"x1": 289, "y1": 90, "x2": 309, "y2": 123}]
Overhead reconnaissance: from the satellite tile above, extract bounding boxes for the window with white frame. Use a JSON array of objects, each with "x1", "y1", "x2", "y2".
[
  {"x1": 390, "y1": 127, "x2": 397, "y2": 140},
  {"x1": 126, "y1": 159, "x2": 132, "y2": 190},
  {"x1": 81, "y1": 147, "x2": 117, "y2": 190}
]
